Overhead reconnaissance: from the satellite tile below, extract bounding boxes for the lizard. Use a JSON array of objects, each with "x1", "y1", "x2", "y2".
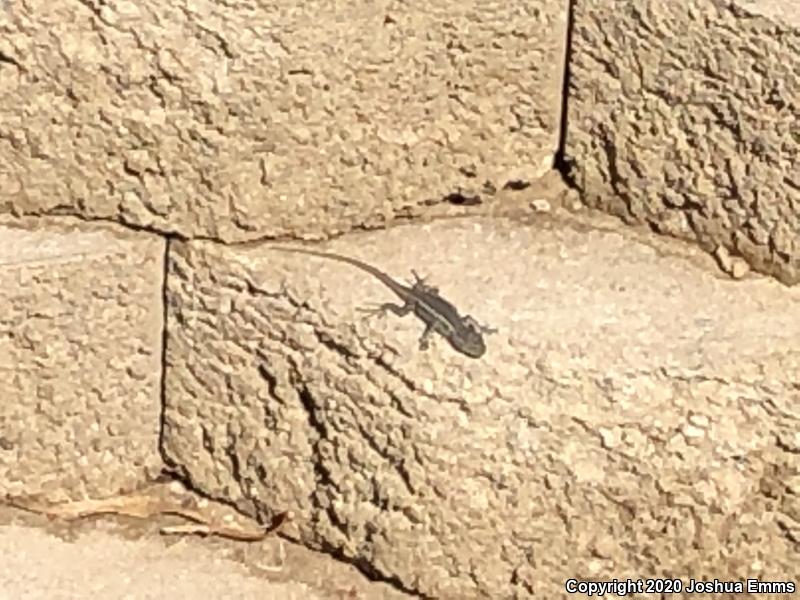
[{"x1": 268, "y1": 246, "x2": 495, "y2": 358}]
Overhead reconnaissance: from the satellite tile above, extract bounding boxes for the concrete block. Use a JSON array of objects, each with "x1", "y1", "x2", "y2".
[
  {"x1": 0, "y1": 0, "x2": 567, "y2": 240},
  {"x1": 0, "y1": 218, "x2": 165, "y2": 501},
  {"x1": 565, "y1": 0, "x2": 800, "y2": 284},
  {"x1": 162, "y1": 215, "x2": 800, "y2": 597}
]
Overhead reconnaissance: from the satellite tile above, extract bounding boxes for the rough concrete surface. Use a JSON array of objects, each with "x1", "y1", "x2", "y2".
[
  {"x1": 565, "y1": 0, "x2": 800, "y2": 284},
  {"x1": 0, "y1": 218, "x2": 164, "y2": 502},
  {"x1": 0, "y1": 0, "x2": 566, "y2": 241},
  {"x1": 162, "y1": 214, "x2": 800, "y2": 598}
]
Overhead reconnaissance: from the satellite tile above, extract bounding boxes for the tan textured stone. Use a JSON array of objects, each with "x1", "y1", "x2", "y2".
[
  {"x1": 0, "y1": 218, "x2": 164, "y2": 501},
  {"x1": 162, "y1": 214, "x2": 800, "y2": 598},
  {"x1": 0, "y1": 0, "x2": 566, "y2": 240},
  {"x1": 565, "y1": 0, "x2": 800, "y2": 284}
]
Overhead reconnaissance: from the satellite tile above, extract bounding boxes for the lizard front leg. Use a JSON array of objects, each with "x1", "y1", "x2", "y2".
[
  {"x1": 464, "y1": 315, "x2": 497, "y2": 335},
  {"x1": 358, "y1": 300, "x2": 414, "y2": 320}
]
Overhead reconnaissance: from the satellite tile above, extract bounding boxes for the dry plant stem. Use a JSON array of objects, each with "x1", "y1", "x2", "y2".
[{"x1": 6, "y1": 494, "x2": 291, "y2": 542}]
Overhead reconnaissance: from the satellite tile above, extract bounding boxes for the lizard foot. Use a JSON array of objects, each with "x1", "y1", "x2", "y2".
[{"x1": 464, "y1": 315, "x2": 497, "y2": 335}]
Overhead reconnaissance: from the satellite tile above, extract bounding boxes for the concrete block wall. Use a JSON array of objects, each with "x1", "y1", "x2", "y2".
[
  {"x1": 1, "y1": 0, "x2": 566, "y2": 497},
  {"x1": 1, "y1": 0, "x2": 798, "y2": 597}
]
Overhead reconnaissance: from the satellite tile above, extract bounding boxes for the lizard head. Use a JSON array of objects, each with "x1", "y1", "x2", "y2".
[
  {"x1": 450, "y1": 315, "x2": 497, "y2": 358},
  {"x1": 450, "y1": 323, "x2": 488, "y2": 358}
]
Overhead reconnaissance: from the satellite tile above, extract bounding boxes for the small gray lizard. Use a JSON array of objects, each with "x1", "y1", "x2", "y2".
[{"x1": 269, "y1": 246, "x2": 494, "y2": 358}]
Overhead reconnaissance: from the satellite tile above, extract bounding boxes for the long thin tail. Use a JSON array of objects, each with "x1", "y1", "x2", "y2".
[{"x1": 267, "y1": 245, "x2": 408, "y2": 299}]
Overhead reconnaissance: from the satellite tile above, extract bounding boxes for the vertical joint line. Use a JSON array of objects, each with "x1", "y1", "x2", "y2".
[
  {"x1": 554, "y1": 0, "x2": 576, "y2": 173},
  {"x1": 157, "y1": 236, "x2": 171, "y2": 459}
]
